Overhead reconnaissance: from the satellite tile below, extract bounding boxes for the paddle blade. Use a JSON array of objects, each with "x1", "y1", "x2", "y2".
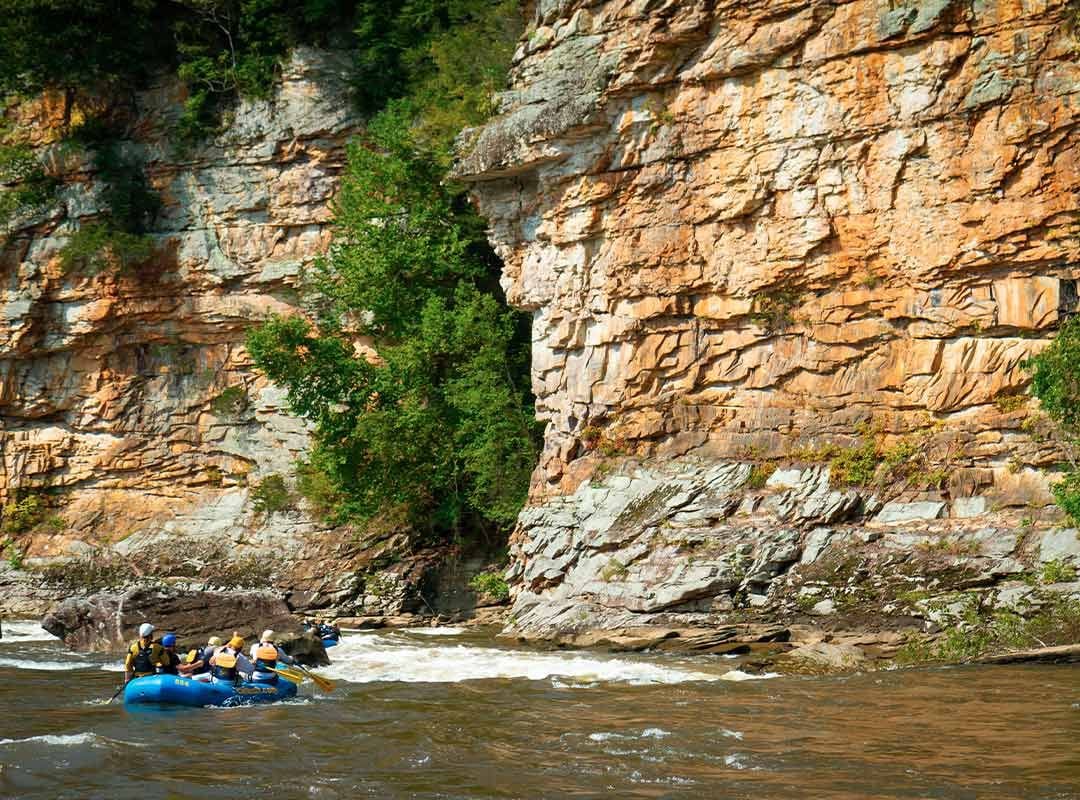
[
  {"x1": 268, "y1": 667, "x2": 303, "y2": 684},
  {"x1": 310, "y1": 673, "x2": 335, "y2": 692},
  {"x1": 302, "y1": 668, "x2": 334, "y2": 692}
]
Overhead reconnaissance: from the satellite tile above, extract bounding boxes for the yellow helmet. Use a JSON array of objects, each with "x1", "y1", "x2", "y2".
[
  {"x1": 228, "y1": 635, "x2": 245, "y2": 650},
  {"x1": 208, "y1": 636, "x2": 223, "y2": 647}
]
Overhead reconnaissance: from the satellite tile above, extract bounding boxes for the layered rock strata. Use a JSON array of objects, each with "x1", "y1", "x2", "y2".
[
  {"x1": 457, "y1": 1, "x2": 1080, "y2": 639},
  {"x1": 0, "y1": 50, "x2": 367, "y2": 611}
]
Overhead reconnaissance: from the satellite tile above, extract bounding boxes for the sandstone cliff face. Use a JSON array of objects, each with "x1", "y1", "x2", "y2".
[
  {"x1": 0, "y1": 49, "x2": 360, "y2": 606},
  {"x1": 458, "y1": 1, "x2": 1080, "y2": 638}
]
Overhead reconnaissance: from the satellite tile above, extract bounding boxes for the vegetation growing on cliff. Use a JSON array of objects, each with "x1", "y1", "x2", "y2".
[
  {"x1": 0, "y1": 1, "x2": 534, "y2": 540},
  {"x1": 248, "y1": 109, "x2": 537, "y2": 538},
  {"x1": 469, "y1": 570, "x2": 509, "y2": 601},
  {"x1": 0, "y1": 130, "x2": 57, "y2": 237},
  {"x1": 789, "y1": 423, "x2": 953, "y2": 494},
  {"x1": 894, "y1": 595, "x2": 1080, "y2": 665},
  {"x1": 1027, "y1": 314, "x2": 1080, "y2": 524},
  {"x1": 0, "y1": 1, "x2": 518, "y2": 140}
]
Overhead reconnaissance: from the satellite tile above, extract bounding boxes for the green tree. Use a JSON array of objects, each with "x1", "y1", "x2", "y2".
[
  {"x1": 59, "y1": 126, "x2": 161, "y2": 274},
  {"x1": 0, "y1": 0, "x2": 162, "y2": 122},
  {"x1": 248, "y1": 110, "x2": 537, "y2": 537},
  {"x1": 1028, "y1": 314, "x2": 1080, "y2": 523},
  {"x1": 351, "y1": 1, "x2": 521, "y2": 137}
]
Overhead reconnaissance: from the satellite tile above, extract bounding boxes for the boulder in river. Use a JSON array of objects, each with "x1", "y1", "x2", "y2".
[
  {"x1": 41, "y1": 585, "x2": 299, "y2": 652},
  {"x1": 277, "y1": 631, "x2": 331, "y2": 667}
]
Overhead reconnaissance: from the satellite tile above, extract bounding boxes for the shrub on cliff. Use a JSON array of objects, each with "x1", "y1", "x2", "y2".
[
  {"x1": 58, "y1": 127, "x2": 160, "y2": 274},
  {"x1": 0, "y1": 130, "x2": 58, "y2": 238},
  {"x1": 247, "y1": 110, "x2": 538, "y2": 538},
  {"x1": 1027, "y1": 314, "x2": 1080, "y2": 524},
  {"x1": 251, "y1": 474, "x2": 293, "y2": 516}
]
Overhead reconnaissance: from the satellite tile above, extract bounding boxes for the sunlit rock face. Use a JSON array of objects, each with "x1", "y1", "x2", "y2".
[
  {"x1": 0, "y1": 49, "x2": 359, "y2": 566},
  {"x1": 458, "y1": 1, "x2": 1080, "y2": 636}
]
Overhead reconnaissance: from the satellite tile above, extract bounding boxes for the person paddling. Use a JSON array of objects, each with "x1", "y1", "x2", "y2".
[
  {"x1": 157, "y1": 633, "x2": 182, "y2": 675},
  {"x1": 124, "y1": 623, "x2": 167, "y2": 684},
  {"x1": 209, "y1": 635, "x2": 253, "y2": 685},
  {"x1": 248, "y1": 629, "x2": 295, "y2": 683},
  {"x1": 318, "y1": 619, "x2": 341, "y2": 642},
  {"x1": 179, "y1": 635, "x2": 222, "y2": 682}
]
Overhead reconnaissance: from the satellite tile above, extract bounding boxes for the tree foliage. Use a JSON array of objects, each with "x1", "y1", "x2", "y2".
[
  {"x1": 248, "y1": 110, "x2": 537, "y2": 536},
  {"x1": 352, "y1": 0, "x2": 521, "y2": 161},
  {"x1": 0, "y1": 134, "x2": 57, "y2": 236},
  {"x1": 0, "y1": 0, "x2": 519, "y2": 143},
  {"x1": 1028, "y1": 314, "x2": 1080, "y2": 523},
  {"x1": 0, "y1": 0, "x2": 162, "y2": 100}
]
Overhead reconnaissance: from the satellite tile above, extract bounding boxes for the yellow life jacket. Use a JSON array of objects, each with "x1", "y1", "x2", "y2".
[
  {"x1": 211, "y1": 650, "x2": 239, "y2": 681},
  {"x1": 254, "y1": 644, "x2": 278, "y2": 671}
]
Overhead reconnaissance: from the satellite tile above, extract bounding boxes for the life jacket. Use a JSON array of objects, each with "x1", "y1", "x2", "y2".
[
  {"x1": 158, "y1": 650, "x2": 180, "y2": 675},
  {"x1": 129, "y1": 639, "x2": 157, "y2": 676},
  {"x1": 190, "y1": 646, "x2": 213, "y2": 675},
  {"x1": 253, "y1": 643, "x2": 278, "y2": 672},
  {"x1": 211, "y1": 650, "x2": 239, "y2": 682}
]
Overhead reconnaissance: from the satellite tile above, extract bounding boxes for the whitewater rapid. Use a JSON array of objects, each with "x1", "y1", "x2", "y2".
[
  {"x1": 0, "y1": 620, "x2": 767, "y2": 684},
  {"x1": 2, "y1": 620, "x2": 58, "y2": 643},
  {"x1": 320, "y1": 628, "x2": 745, "y2": 685}
]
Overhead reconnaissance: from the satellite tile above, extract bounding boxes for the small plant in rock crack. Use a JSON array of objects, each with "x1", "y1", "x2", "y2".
[
  {"x1": 746, "y1": 464, "x2": 776, "y2": 490},
  {"x1": 1041, "y1": 558, "x2": 1077, "y2": 585},
  {"x1": 749, "y1": 289, "x2": 802, "y2": 332},
  {"x1": 210, "y1": 385, "x2": 248, "y2": 418},
  {"x1": 601, "y1": 559, "x2": 630, "y2": 581}
]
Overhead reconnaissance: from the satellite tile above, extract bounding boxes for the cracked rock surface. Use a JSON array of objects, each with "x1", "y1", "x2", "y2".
[{"x1": 458, "y1": 1, "x2": 1080, "y2": 640}]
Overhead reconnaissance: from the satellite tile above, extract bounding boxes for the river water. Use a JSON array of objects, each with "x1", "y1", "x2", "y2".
[{"x1": 1, "y1": 620, "x2": 1077, "y2": 799}]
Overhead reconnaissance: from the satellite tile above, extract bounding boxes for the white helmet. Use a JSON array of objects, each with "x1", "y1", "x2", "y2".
[{"x1": 139, "y1": 623, "x2": 154, "y2": 637}]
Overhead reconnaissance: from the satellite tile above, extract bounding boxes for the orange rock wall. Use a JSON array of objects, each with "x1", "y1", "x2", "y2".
[
  {"x1": 0, "y1": 49, "x2": 357, "y2": 557},
  {"x1": 458, "y1": 0, "x2": 1080, "y2": 501}
]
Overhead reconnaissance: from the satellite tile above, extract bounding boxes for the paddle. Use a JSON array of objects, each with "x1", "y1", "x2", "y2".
[
  {"x1": 107, "y1": 683, "x2": 125, "y2": 704},
  {"x1": 267, "y1": 666, "x2": 304, "y2": 684},
  {"x1": 295, "y1": 663, "x2": 335, "y2": 692}
]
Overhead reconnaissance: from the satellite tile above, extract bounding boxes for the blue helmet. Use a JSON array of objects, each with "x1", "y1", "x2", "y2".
[{"x1": 162, "y1": 633, "x2": 177, "y2": 647}]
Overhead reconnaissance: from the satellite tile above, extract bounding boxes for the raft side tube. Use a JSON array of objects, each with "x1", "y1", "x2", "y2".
[{"x1": 123, "y1": 674, "x2": 298, "y2": 707}]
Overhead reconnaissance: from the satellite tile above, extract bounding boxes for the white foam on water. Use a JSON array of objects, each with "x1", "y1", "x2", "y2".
[
  {"x1": 0, "y1": 657, "x2": 96, "y2": 671},
  {"x1": 99, "y1": 661, "x2": 125, "y2": 672},
  {"x1": 0, "y1": 733, "x2": 101, "y2": 747},
  {"x1": 724, "y1": 753, "x2": 748, "y2": 769},
  {"x1": 0, "y1": 732, "x2": 148, "y2": 748},
  {"x1": 640, "y1": 728, "x2": 671, "y2": 739},
  {"x1": 322, "y1": 632, "x2": 719, "y2": 685},
  {"x1": 721, "y1": 729, "x2": 744, "y2": 740},
  {"x1": 589, "y1": 728, "x2": 671, "y2": 743},
  {"x1": 402, "y1": 627, "x2": 466, "y2": 636},
  {"x1": 719, "y1": 669, "x2": 779, "y2": 682},
  {"x1": 1, "y1": 620, "x2": 58, "y2": 643}
]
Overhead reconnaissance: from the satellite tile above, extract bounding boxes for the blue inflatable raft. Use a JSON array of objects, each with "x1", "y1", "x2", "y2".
[
  {"x1": 322, "y1": 637, "x2": 338, "y2": 648},
  {"x1": 123, "y1": 674, "x2": 298, "y2": 707}
]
